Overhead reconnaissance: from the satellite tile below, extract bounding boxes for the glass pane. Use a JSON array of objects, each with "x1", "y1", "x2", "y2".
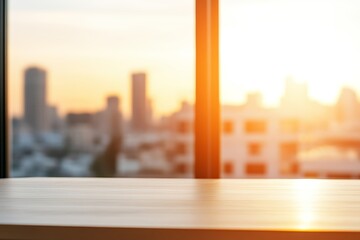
[
  {"x1": 221, "y1": 0, "x2": 360, "y2": 179},
  {"x1": 9, "y1": 0, "x2": 194, "y2": 178}
]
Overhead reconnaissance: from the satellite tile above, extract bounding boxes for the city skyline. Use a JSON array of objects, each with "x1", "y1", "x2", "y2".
[
  {"x1": 11, "y1": 67, "x2": 360, "y2": 179},
  {"x1": 16, "y1": 65, "x2": 360, "y2": 124}
]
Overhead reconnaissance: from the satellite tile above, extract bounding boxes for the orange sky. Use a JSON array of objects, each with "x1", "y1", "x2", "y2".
[{"x1": 9, "y1": 0, "x2": 360, "y2": 117}]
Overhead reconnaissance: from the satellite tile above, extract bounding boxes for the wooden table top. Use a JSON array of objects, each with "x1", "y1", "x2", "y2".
[{"x1": 0, "y1": 178, "x2": 360, "y2": 240}]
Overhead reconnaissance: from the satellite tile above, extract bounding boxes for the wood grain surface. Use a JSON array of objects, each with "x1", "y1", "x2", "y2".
[{"x1": 0, "y1": 178, "x2": 360, "y2": 240}]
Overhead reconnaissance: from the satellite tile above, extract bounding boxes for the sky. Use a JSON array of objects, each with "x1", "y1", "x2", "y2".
[
  {"x1": 8, "y1": 0, "x2": 360, "y2": 117},
  {"x1": 9, "y1": 0, "x2": 195, "y2": 117}
]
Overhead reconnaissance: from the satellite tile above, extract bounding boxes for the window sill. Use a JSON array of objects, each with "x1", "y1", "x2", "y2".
[{"x1": 0, "y1": 178, "x2": 359, "y2": 240}]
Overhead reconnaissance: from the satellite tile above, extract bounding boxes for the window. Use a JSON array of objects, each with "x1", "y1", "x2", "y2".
[
  {"x1": 177, "y1": 121, "x2": 192, "y2": 134},
  {"x1": 5, "y1": 0, "x2": 195, "y2": 178},
  {"x1": 280, "y1": 142, "x2": 298, "y2": 175},
  {"x1": 223, "y1": 120, "x2": 234, "y2": 134},
  {"x1": 244, "y1": 120, "x2": 267, "y2": 134},
  {"x1": 4, "y1": 0, "x2": 360, "y2": 180},
  {"x1": 220, "y1": 0, "x2": 360, "y2": 179},
  {"x1": 280, "y1": 143, "x2": 298, "y2": 161},
  {"x1": 245, "y1": 162, "x2": 267, "y2": 176},
  {"x1": 174, "y1": 142, "x2": 187, "y2": 155},
  {"x1": 248, "y1": 142, "x2": 262, "y2": 156},
  {"x1": 223, "y1": 160, "x2": 234, "y2": 175},
  {"x1": 304, "y1": 172, "x2": 319, "y2": 179},
  {"x1": 174, "y1": 162, "x2": 190, "y2": 175},
  {"x1": 327, "y1": 173, "x2": 352, "y2": 179}
]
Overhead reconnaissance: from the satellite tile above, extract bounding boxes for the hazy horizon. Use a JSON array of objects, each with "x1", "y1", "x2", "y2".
[{"x1": 9, "y1": 0, "x2": 360, "y2": 117}]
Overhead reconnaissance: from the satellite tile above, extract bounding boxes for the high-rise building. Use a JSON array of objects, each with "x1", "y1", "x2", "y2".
[
  {"x1": 336, "y1": 87, "x2": 360, "y2": 123},
  {"x1": 146, "y1": 98, "x2": 153, "y2": 129},
  {"x1": 23, "y1": 67, "x2": 47, "y2": 133},
  {"x1": 131, "y1": 73, "x2": 147, "y2": 132},
  {"x1": 106, "y1": 96, "x2": 122, "y2": 137}
]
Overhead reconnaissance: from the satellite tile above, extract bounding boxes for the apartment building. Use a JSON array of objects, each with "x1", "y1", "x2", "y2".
[{"x1": 168, "y1": 96, "x2": 301, "y2": 178}]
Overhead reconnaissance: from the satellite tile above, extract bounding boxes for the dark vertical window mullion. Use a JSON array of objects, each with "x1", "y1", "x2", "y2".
[
  {"x1": 195, "y1": 0, "x2": 220, "y2": 179},
  {"x1": 0, "y1": 0, "x2": 8, "y2": 178}
]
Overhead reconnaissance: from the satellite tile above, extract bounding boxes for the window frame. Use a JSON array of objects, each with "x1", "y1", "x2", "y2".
[
  {"x1": 0, "y1": 0, "x2": 8, "y2": 178},
  {"x1": 0, "y1": 0, "x2": 220, "y2": 179},
  {"x1": 195, "y1": 0, "x2": 220, "y2": 178}
]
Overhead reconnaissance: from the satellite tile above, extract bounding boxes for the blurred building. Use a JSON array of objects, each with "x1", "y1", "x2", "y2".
[
  {"x1": 131, "y1": 72, "x2": 147, "y2": 132},
  {"x1": 92, "y1": 96, "x2": 123, "y2": 148},
  {"x1": 66, "y1": 113, "x2": 97, "y2": 152},
  {"x1": 336, "y1": 87, "x2": 360, "y2": 124},
  {"x1": 246, "y1": 92, "x2": 263, "y2": 108},
  {"x1": 106, "y1": 96, "x2": 122, "y2": 137},
  {"x1": 146, "y1": 98, "x2": 153, "y2": 129},
  {"x1": 23, "y1": 67, "x2": 47, "y2": 133},
  {"x1": 46, "y1": 105, "x2": 62, "y2": 132},
  {"x1": 298, "y1": 145, "x2": 360, "y2": 179},
  {"x1": 66, "y1": 113, "x2": 94, "y2": 126},
  {"x1": 280, "y1": 77, "x2": 331, "y2": 131},
  {"x1": 167, "y1": 95, "x2": 300, "y2": 178},
  {"x1": 167, "y1": 101, "x2": 194, "y2": 176},
  {"x1": 281, "y1": 77, "x2": 309, "y2": 110}
]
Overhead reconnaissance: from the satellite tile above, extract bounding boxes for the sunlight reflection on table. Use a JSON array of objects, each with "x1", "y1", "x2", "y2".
[{"x1": 293, "y1": 180, "x2": 320, "y2": 230}]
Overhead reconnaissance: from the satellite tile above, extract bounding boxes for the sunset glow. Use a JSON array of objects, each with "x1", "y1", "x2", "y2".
[
  {"x1": 9, "y1": 0, "x2": 360, "y2": 116},
  {"x1": 221, "y1": 0, "x2": 360, "y2": 106}
]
